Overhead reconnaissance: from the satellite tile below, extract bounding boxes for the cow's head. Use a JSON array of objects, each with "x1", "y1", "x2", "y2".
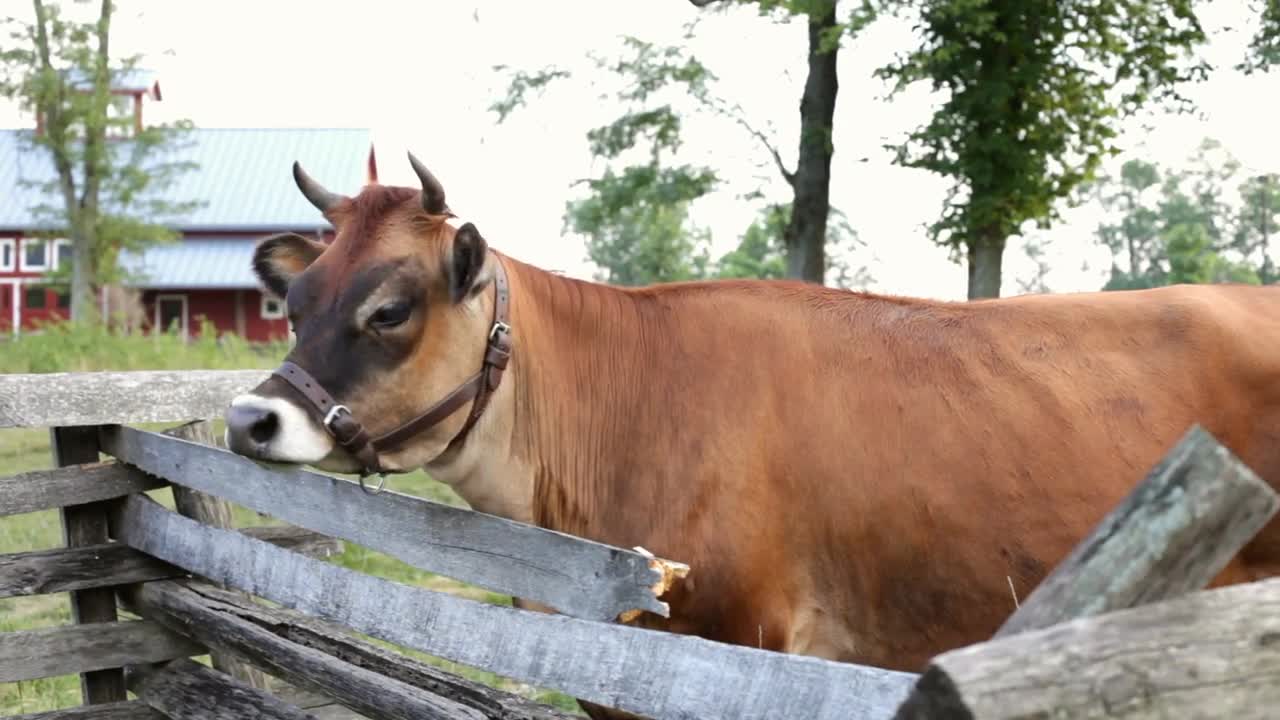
[{"x1": 223, "y1": 154, "x2": 509, "y2": 477}]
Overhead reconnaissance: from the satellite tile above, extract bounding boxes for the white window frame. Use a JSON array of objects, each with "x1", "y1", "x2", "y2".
[
  {"x1": 52, "y1": 239, "x2": 73, "y2": 272},
  {"x1": 260, "y1": 294, "x2": 286, "y2": 320},
  {"x1": 0, "y1": 239, "x2": 14, "y2": 272},
  {"x1": 154, "y1": 293, "x2": 189, "y2": 338},
  {"x1": 19, "y1": 238, "x2": 48, "y2": 272}
]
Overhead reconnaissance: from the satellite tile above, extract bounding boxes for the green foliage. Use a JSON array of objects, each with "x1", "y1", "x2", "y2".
[
  {"x1": 1093, "y1": 139, "x2": 1270, "y2": 291},
  {"x1": 713, "y1": 202, "x2": 869, "y2": 287},
  {"x1": 1230, "y1": 173, "x2": 1280, "y2": 283},
  {"x1": 493, "y1": 36, "x2": 723, "y2": 286},
  {"x1": 875, "y1": 0, "x2": 1209, "y2": 296},
  {"x1": 716, "y1": 204, "x2": 790, "y2": 280},
  {"x1": 1240, "y1": 0, "x2": 1280, "y2": 73},
  {"x1": 487, "y1": 65, "x2": 571, "y2": 123},
  {"x1": 566, "y1": 165, "x2": 717, "y2": 285}
]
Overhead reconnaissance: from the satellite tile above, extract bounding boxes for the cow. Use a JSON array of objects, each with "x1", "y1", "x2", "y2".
[{"x1": 224, "y1": 154, "x2": 1280, "y2": 719}]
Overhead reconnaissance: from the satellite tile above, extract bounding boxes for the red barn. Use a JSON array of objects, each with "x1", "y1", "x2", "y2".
[{"x1": 0, "y1": 71, "x2": 374, "y2": 342}]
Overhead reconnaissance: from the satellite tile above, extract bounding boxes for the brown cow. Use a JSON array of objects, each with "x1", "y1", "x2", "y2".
[{"x1": 225, "y1": 155, "x2": 1280, "y2": 719}]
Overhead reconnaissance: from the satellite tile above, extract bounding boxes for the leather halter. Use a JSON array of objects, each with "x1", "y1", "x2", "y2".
[{"x1": 271, "y1": 254, "x2": 512, "y2": 489}]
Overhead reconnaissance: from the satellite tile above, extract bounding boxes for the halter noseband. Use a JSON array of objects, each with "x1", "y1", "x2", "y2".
[{"x1": 270, "y1": 254, "x2": 512, "y2": 491}]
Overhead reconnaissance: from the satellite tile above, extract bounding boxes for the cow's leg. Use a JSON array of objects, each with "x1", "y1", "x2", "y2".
[{"x1": 1237, "y1": 415, "x2": 1280, "y2": 582}]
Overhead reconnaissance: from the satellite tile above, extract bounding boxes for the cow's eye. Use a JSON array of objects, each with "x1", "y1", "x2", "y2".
[{"x1": 369, "y1": 302, "x2": 411, "y2": 329}]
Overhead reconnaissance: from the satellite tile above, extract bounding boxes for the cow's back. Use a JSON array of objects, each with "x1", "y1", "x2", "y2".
[{"x1": 604, "y1": 282, "x2": 1280, "y2": 675}]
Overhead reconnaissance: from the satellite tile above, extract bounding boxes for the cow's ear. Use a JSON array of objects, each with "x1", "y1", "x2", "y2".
[
  {"x1": 253, "y1": 233, "x2": 325, "y2": 299},
  {"x1": 449, "y1": 222, "x2": 490, "y2": 304}
]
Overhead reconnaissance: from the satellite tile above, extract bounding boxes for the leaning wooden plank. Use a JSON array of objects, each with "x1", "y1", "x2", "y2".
[
  {"x1": 125, "y1": 579, "x2": 579, "y2": 720},
  {"x1": 53, "y1": 426, "x2": 129, "y2": 706},
  {"x1": 102, "y1": 425, "x2": 668, "y2": 623},
  {"x1": 0, "y1": 369, "x2": 268, "y2": 429},
  {"x1": 0, "y1": 543, "x2": 176, "y2": 598},
  {"x1": 996, "y1": 424, "x2": 1279, "y2": 638},
  {"x1": 0, "y1": 461, "x2": 165, "y2": 517},
  {"x1": 126, "y1": 658, "x2": 317, "y2": 720},
  {"x1": 161, "y1": 419, "x2": 271, "y2": 690},
  {"x1": 0, "y1": 527, "x2": 340, "y2": 599},
  {"x1": 116, "y1": 495, "x2": 919, "y2": 720},
  {"x1": 7, "y1": 700, "x2": 165, "y2": 720},
  {"x1": 895, "y1": 577, "x2": 1280, "y2": 719},
  {"x1": 0, "y1": 620, "x2": 205, "y2": 683}
]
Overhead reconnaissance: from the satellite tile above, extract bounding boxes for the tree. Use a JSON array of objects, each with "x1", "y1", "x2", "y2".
[
  {"x1": 1092, "y1": 141, "x2": 1265, "y2": 290},
  {"x1": 688, "y1": 0, "x2": 876, "y2": 283},
  {"x1": 493, "y1": 2, "x2": 876, "y2": 286},
  {"x1": 1240, "y1": 0, "x2": 1280, "y2": 74},
  {"x1": 1093, "y1": 159, "x2": 1163, "y2": 283},
  {"x1": 0, "y1": 0, "x2": 198, "y2": 323},
  {"x1": 1014, "y1": 235, "x2": 1052, "y2": 294},
  {"x1": 875, "y1": 0, "x2": 1209, "y2": 299},
  {"x1": 1232, "y1": 173, "x2": 1279, "y2": 283},
  {"x1": 714, "y1": 201, "x2": 871, "y2": 287},
  {"x1": 567, "y1": 165, "x2": 717, "y2": 285}
]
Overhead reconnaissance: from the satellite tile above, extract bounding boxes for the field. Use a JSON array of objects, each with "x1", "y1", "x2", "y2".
[{"x1": 0, "y1": 323, "x2": 582, "y2": 715}]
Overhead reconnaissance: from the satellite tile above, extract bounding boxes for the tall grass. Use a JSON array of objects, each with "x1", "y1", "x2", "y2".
[{"x1": 0, "y1": 319, "x2": 292, "y2": 374}]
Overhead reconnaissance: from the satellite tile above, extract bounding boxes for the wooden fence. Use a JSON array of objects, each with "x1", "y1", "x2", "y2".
[{"x1": 1, "y1": 370, "x2": 1278, "y2": 719}]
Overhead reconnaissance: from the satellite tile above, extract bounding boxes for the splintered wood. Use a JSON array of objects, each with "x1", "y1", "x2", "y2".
[{"x1": 617, "y1": 546, "x2": 691, "y2": 624}]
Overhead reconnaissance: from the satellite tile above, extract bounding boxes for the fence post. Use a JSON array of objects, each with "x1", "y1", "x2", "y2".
[
  {"x1": 164, "y1": 419, "x2": 271, "y2": 691},
  {"x1": 51, "y1": 424, "x2": 127, "y2": 705}
]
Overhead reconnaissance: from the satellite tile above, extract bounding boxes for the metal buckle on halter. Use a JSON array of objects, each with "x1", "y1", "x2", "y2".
[
  {"x1": 323, "y1": 404, "x2": 351, "y2": 431},
  {"x1": 489, "y1": 320, "x2": 511, "y2": 341}
]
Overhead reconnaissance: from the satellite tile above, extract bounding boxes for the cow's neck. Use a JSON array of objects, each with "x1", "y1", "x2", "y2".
[
  {"x1": 512, "y1": 262, "x2": 660, "y2": 540},
  {"x1": 430, "y1": 258, "x2": 662, "y2": 540}
]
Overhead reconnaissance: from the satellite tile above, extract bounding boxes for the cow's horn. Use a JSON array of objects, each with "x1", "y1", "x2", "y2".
[
  {"x1": 407, "y1": 151, "x2": 447, "y2": 215},
  {"x1": 292, "y1": 161, "x2": 343, "y2": 213}
]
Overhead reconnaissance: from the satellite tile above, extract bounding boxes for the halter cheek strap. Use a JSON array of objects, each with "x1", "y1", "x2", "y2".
[{"x1": 271, "y1": 254, "x2": 512, "y2": 487}]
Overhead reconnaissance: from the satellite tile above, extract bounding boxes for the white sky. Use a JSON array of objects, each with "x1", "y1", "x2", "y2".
[{"x1": 1, "y1": 0, "x2": 1275, "y2": 300}]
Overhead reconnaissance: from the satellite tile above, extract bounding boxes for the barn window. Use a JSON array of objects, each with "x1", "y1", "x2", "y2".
[
  {"x1": 260, "y1": 295, "x2": 285, "y2": 320},
  {"x1": 56, "y1": 290, "x2": 71, "y2": 309},
  {"x1": 24, "y1": 286, "x2": 47, "y2": 309},
  {"x1": 20, "y1": 239, "x2": 47, "y2": 272},
  {"x1": 0, "y1": 239, "x2": 13, "y2": 271},
  {"x1": 53, "y1": 240, "x2": 73, "y2": 271}
]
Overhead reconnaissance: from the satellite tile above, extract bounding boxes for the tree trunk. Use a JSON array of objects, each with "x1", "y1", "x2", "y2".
[
  {"x1": 783, "y1": 0, "x2": 839, "y2": 284},
  {"x1": 967, "y1": 234, "x2": 1005, "y2": 299},
  {"x1": 70, "y1": 230, "x2": 96, "y2": 324},
  {"x1": 69, "y1": 0, "x2": 113, "y2": 324}
]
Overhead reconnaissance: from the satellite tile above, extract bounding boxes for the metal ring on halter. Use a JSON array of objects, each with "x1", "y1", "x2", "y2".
[{"x1": 359, "y1": 472, "x2": 389, "y2": 495}]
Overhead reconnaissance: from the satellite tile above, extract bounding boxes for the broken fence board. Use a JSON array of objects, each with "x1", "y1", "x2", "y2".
[
  {"x1": 117, "y1": 494, "x2": 919, "y2": 720},
  {"x1": 0, "y1": 369, "x2": 268, "y2": 429},
  {"x1": 126, "y1": 658, "x2": 316, "y2": 720},
  {"x1": 126, "y1": 579, "x2": 579, "y2": 720},
  {"x1": 0, "y1": 620, "x2": 205, "y2": 683},
  {"x1": 0, "y1": 461, "x2": 165, "y2": 518},
  {"x1": 894, "y1": 577, "x2": 1280, "y2": 720},
  {"x1": 996, "y1": 424, "x2": 1280, "y2": 638},
  {"x1": 6, "y1": 701, "x2": 165, "y2": 720},
  {"x1": 102, "y1": 425, "x2": 666, "y2": 623},
  {"x1": 0, "y1": 527, "x2": 340, "y2": 599}
]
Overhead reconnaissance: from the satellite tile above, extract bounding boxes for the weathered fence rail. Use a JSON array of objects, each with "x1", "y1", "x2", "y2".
[
  {"x1": 99, "y1": 425, "x2": 671, "y2": 623},
  {"x1": 2, "y1": 369, "x2": 1279, "y2": 720}
]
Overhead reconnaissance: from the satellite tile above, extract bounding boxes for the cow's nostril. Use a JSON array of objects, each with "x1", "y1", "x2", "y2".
[{"x1": 249, "y1": 411, "x2": 279, "y2": 444}]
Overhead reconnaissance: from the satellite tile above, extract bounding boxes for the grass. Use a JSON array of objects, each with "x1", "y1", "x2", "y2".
[{"x1": 0, "y1": 323, "x2": 584, "y2": 716}]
